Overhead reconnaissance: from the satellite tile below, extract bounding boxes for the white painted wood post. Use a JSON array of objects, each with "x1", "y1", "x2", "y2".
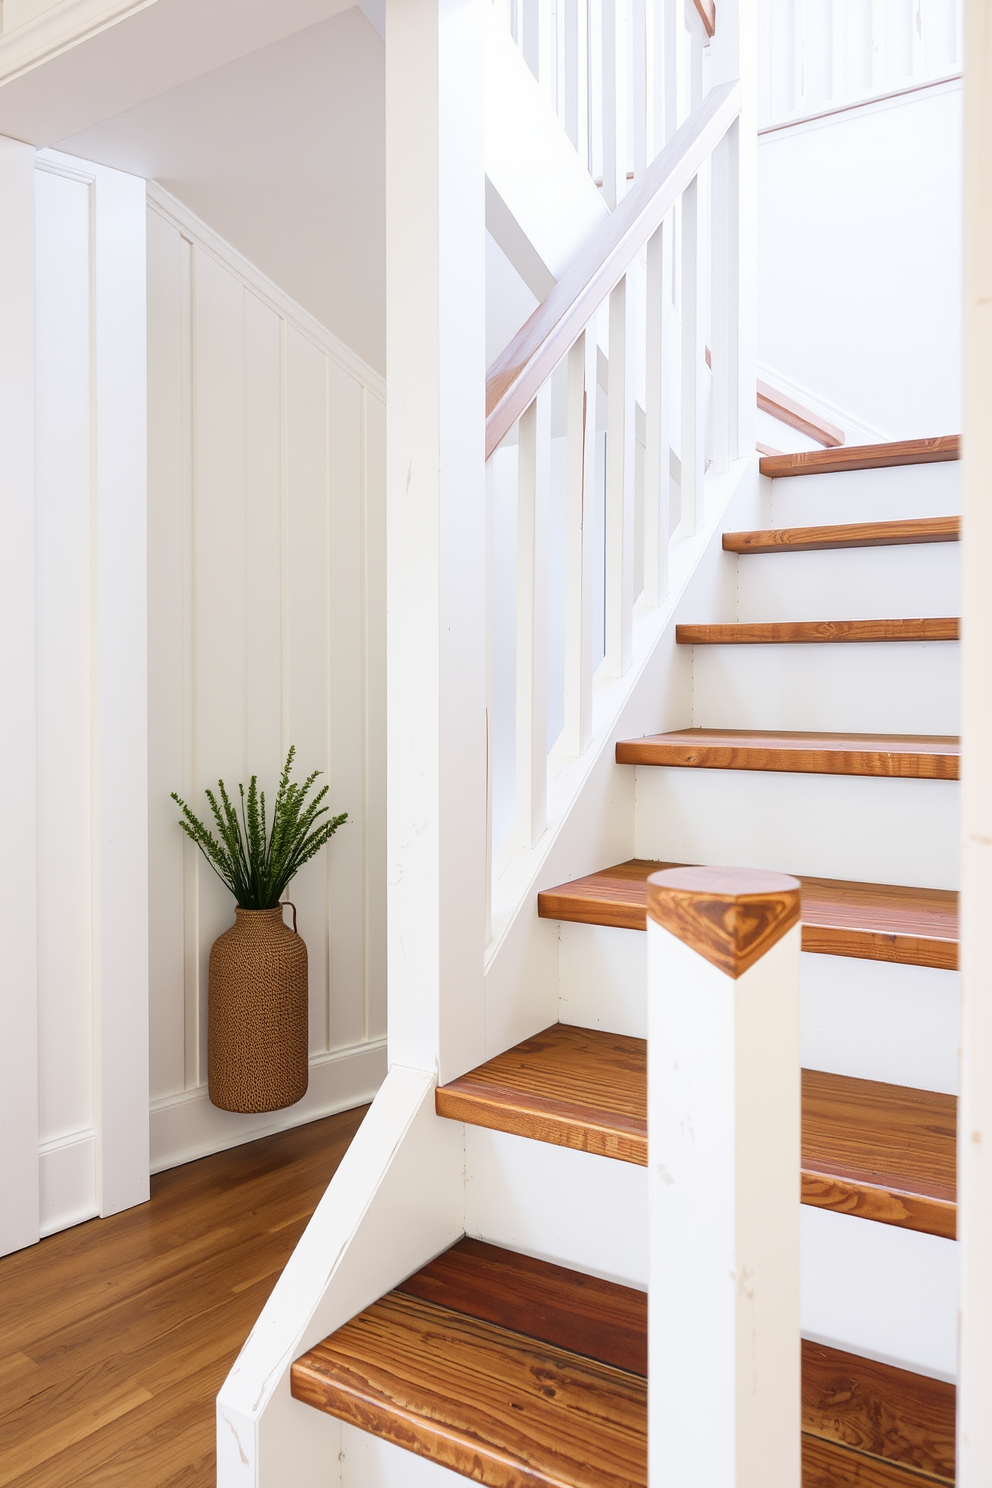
[
  {"x1": 958, "y1": 3, "x2": 992, "y2": 1477},
  {"x1": 515, "y1": 388, "x2": 551, "y2": 847},
  {"x1": 0, "y1": 136, "x2": 39, "y2": 1259},
  {"x1": 605, "y1": 272, "x2": 636, "y2": 677},
  {"x1": 563, "y1": 328, "x2": 597, "y2": 757},
  {"x1": 385, "y1": 0, "x2": 488, "y2": 1083},
  {"x1": 642, "y1": 221, "x2": 670, "y2": 606},
  {"x1": 648, "y1": 866, "x2": 802, "y2": 1488},
  {"x1": 679, "y1": 174, "x2": 705, "y2": 535}
]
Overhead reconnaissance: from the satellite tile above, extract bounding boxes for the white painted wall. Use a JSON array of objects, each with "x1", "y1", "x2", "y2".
[
  {"x1": 758, "y1": 81, "x2": 962, "y2": 438},
  {"x1": 146, "y1": 188, "x2": 387, "y2": 1172}
]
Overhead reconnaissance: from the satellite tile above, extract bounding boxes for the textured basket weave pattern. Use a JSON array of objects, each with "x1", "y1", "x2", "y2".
[{"x1": 208, "y1": 907, "x2": 309, "y2": 1113}]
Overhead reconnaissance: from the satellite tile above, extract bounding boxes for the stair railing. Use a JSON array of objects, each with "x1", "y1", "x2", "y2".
[
  {"x1": 493, "y1": 0, "x2": 716, "y2": 206},
  {"x1": 485, "y1": 77, "x2": 743, "y2": 904}
]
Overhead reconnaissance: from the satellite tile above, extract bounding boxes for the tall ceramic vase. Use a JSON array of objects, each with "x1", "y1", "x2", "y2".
[{"x1": 208, "y1": 905, "x2": 309, "y2": 1113}]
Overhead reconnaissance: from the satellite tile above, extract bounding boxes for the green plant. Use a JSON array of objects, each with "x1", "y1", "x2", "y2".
[{"x1": 171, "y1": 746, "x2": 347, "y2": 910}]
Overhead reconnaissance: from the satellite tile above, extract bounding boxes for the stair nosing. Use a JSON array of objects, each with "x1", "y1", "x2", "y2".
[
  {"x1": 614, "y1": 729, "x2": 960, "y2": 781},
  {"x1": 723, "y1": 517, "x2": 961, "y2": 554}
]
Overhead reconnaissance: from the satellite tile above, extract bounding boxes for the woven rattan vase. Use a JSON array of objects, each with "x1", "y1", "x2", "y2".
[{"x1": 208, "y1": 906, "x2": 309, "y2": 1113}]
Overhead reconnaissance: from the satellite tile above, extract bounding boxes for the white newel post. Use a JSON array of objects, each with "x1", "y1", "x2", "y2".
[{"x1": 647, "y1": 866, "x2": 802, "y2": 1488}]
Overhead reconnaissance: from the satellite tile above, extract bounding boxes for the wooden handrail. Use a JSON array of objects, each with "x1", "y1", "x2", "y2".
[
  {"x1": 757, "y1": 379, "x2": 845, "y2": 447},
  {"x1": 692, "y1": 0, "x2": 716, "y2": 38},
  {"x1": 485, "y1": 81, "x2": 742, "y2": 461}
]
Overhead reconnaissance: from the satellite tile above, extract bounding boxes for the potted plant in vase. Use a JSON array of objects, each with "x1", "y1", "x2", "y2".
[{"x1": 172, "y1": 747, "x2": 347, "y2": 1114}]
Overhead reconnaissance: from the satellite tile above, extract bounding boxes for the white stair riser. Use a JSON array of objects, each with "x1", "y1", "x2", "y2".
[
  {"x1": 801, "y1": 1207, "x2": 957, "y2": 1382},
  {"x1": 559, "y1": 922, "x2": 958, "y2": 1094},
  {"x1": 690, "y1": 641, "x2": 959, "y2": 736},
  {"x1": 633, "y1": 767, "x2": 959, "y2": 890},
  {"x1": 734, "y1": 542, "x2": 960, "y2": 623},
  {"x1": 465, "y1": 1125, "x2": 955, "y2": 1382},
  {"x1": 342, "y1": 1424, "x2": 465, "y2": 1486},
  {"x1": 768, "y1": 462, "x2": 961, "y2": 527}
]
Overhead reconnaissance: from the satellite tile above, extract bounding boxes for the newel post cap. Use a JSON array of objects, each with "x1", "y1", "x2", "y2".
[{"x1": 647, "y1": 866, "x2": 801, "y2": 979}]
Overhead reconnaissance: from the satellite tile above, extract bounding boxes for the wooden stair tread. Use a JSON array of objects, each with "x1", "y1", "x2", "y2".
[
  {"x1": 292, "y1": 1260, "x2": 648, "y2": 1488},
  {"x1": 675, "y1": 617, "x2": 959, "y2": 644},
  {"x1": 615, "y1": 728, "x2": 960, "y2": 780},
  {"x1": 759, "y1": 436, "x2": 960, "y2": 478},
  {"x1": 436, "y1": 1027, "x2": 957, "y2": 1237},
  {"x1": 536, "y1": 860, "x2": 958, "y2": 970},
  {"x1": 723, "y1": 516, "x2": 961, "y2": 553},
  {"x1": 294, "y1": 1240, "x2": 954, "y2": 1487}
]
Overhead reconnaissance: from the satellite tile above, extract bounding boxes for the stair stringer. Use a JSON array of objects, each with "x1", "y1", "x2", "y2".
[
  {"x1": 483, "y1": 453, "x2": 766, "y2": 1061},
  {"x1": 215, "y1": 1065, "x2": 463, "y2": 1488}
]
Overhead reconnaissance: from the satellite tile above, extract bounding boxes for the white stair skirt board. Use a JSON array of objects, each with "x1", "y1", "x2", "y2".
[
  {"x1": 689, "y1": 642, "x2": 960, "y2": 736},
  {"x1": 149, "y1": 1040, "x2": 387, "y2": 1173},
  {"x1": 801, "y1": 1205, "x2": 958, "y2": 1382},
  {"x1": 734, "y1": 542, "x2": 961, "y2": 624},
  {"x1": 634, "y1": 769, "x2": 959, "y2": 891},
  {"x1": 556, "y1": 922, "x2": 960, "y2": 1096},
  {"x1": 463, "y1": 1124, "x2": 650, "y2": 1289},
  {"x1": 768, "y1": 462, "x2": 962, "y2": 528},
  {"x1": 38, "y1": 1129, "x2": 96, "y2": 1238},
  {"x1": 342, "y1": 1423, "x2": 467, "y2": 1486}
]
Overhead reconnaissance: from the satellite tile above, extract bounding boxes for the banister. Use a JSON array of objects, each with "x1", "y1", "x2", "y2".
[{"x1": 485, "y1": 79, "x2": 742, "y2": 461}]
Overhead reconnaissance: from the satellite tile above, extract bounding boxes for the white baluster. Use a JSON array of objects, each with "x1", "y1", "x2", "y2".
[
  {"x1": 871, "y1": 0, "x2": 886, "y2": 91},
  {"x1": 521, "y1": 0, "x2": 540, "y2": 78},
  {"x1": 680, "y1": 174, "x2": 705, "y2": 536},
  {"x1": 643, "y1": 219, "x2": 672, "y2": 605},
  {"x1": 514, "y1": 390, "x2": 551, "y2": 848},
  {"x1": 563, "y1": 0, "x2": 581, "y2": 147},
  {"x1": 830, "y1": 0, "x2": 846, "y2": 106},
  {"x1": 793, "y1": 0, "x2": 808, "y2": 115},
  {"x1": 602, "y1": 0, "x2": 629, "y2": 206},
  {"x1": 648, "y1": 866, "x2": 802, "y2": 1487},
  {"x1": 632, "y1": 0, "x2": 648, "y2": 177},
  {"x1": 710, "y1": 118, "x2": 740, "y2": 474},
  {"x1": 564, "y1": 330, "x2": 597, "y2": 757},
  {"x1": 605, "y1": 273, "x2": 637, "y2": 677},
  {"x1": 485, "y1": 456, "x2": 495, "y2": 943}
]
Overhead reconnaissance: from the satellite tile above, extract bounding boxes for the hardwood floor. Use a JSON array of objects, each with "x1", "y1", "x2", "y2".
[{"x1": 0, "y1": 1106, "x2": 366, "y2": 1488}]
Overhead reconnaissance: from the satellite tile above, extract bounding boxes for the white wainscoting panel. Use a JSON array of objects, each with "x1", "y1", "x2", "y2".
[{"x1": 146, "y1": 188, "x2": 386, "y2": 1166}]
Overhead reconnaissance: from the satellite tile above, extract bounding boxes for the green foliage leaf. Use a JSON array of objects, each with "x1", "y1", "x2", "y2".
[{"x1": 171, "y1": 746, "x2": 347, "y2": 909}]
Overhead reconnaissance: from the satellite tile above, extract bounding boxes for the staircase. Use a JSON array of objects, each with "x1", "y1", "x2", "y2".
[{"x1": 286, "y1": 435, "x2": 960, "y2": 1486}]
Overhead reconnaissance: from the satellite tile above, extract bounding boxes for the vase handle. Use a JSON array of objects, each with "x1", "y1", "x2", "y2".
[{"x1": 281, "y1": 900, "x2": 298, "y2": 935}]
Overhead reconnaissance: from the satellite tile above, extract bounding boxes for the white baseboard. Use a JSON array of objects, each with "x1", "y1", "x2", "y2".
[
  {"x1": 39, "y1": 1128, "x2": 97, "y2": 1237},
  {"x1": 149, "y1": 1038, "x2": 388, "y2": 1174}
]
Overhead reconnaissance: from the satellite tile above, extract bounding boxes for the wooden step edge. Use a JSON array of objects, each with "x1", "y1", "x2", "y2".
[
  {"x1": 723, "y1": 516, "x2": 961, "y2": 554},
  {"x1": 434, "y1": 1082, "x2": 647, "y2": 1165},
  {"x1": 801, "y1": 1433, "x2": 954, "y2": 1487},
  {"x1": 675, "y1": 618, "x2": 960, "y2": 644},
  {"x1": 801, "y1": 1167, "x2": 956, "y2": 1240},
  {"x1": 759, "y1": 435, "x2": 960, "y2": 478},
  {"x1": 615, "y1": 733, "x2": 961, "y2": 781},
  {"x1": 291, "y1": 1290, "x2": 648, "y2": 1488}
]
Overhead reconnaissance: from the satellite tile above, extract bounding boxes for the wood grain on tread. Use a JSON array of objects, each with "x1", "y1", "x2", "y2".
[
  {"x1": 802, "y1": 1340, "x2": 955, "y2": 1483},
  {"x1": 615, "y1": 729, "x2": 960, "y2": 780},
  {"x1": 759, "y1": 435, "x2": 960, "y2": 478},
  {"x1": 536, "y1": 860, "x2": 958, "y2": 969},
  {"x1": 291, "y1": 1290, "x2": 648, "y2": 1488},
  {"x1": 802, "y1": 1070, "x2": 956, "y2": 1238},
  {"x1": 723, "y1": 517, "x2": 961, "y2": 554},
  {"x1": 436, "y1": 1026, "x2": 957, "y2": 1237},
  {"x1": 435, "y1": 1023, "x2": 646, "y2": 1164},
  {"x1": 396, "y1": 1238, "x2": 647, "y2": 1377},
  {"x1": 675, "y1": 617, "x2": 959, "y2": 644},
  {"x1": 646, "y1": 865, "x2": 800, "y2": 977},
  {"x1": 802, "y1": 1433, "x2": 951, "y2": 1486}
]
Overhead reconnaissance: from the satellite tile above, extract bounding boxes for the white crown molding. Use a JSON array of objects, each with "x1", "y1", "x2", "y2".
[
  {"x1": 147, "y1": 181, "x2": 386, "y2": 401},
  {"x1": 0, "y1": 0, "x2": 156, "y2": 85}
]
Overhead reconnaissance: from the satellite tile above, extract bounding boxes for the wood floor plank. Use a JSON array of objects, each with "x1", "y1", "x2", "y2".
[
  {"x1": 615, "y1": 728, "x2": 960, "y2": 780},
  {"x1": 436, "y1": 1025, "x2": 957, "y2": 1237},
  {"x1": 802, "y1": 1340, "x2": 955, "y2": 1483},
  {"x1": 396, "y1": 1237, "x2": 648, "y2": 1376},
  {"x1": 760, "y1": 436, "x2": 960, "y2": 478},
  {"x1": 292, "y1": 1290, "x2": 648, "y2": 1488},
  {"x1": 723, "y1": 517, "x2": 961, "y2": 554},
  {"x1": 675, "y1": 618, "x2": 959, "y2": 644},
  {"x1": 0, "y1": 1107, "x2": 366, "y2": 1488},
  {"x1": 536, "y1": 859, "x2": 958, "y2": 969}
]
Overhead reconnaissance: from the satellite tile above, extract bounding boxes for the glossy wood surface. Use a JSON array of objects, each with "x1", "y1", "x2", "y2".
[
  {"x1": 802, "y1": 1339, "x2": 955, "y2": 1483},
  {"x1": 759, "y1": 436, "x2": 960, "y2": 478},
  {"x1": 756, "y1": 379, "x2": 845, "y2": 447},
  {"x1": 675, "y1": 618, "x2": 959, "y2": 644},
  {"x1": 436, "y1": 1023, "x2": 646, "y2": 1163},
  {"x1": 293, "y1": 1290, "x2": 648, "y2": 1488},
  {"x1": 801, "y1": 1434, "x2": 951, "y2": 1486},
  {"x1": 0, "y1": 1107, "x2": 365, "y2": 1487},
  {"x1": 397, "y1": 1237, "x2": 648, "y2": 1376},
  {"x1": 485, "y1": 83, "x2": 740, "y2": 458},
  {"x1": 692, "y1": 0, "x2": 717, "y2": 37},
  {"x1": 723, "y1": 517, "x2": 961, "y2": 554},
  {"x1": 802, "y1": 1070, "x2": 956, "y2": 1238},
  {"x1": 616, "y1": 728, "x2": 961, "y2": 780},
  {"x1": 536, "y1": 859, "x2": 958, "y2": 969},
  {"x1": 435, "y1": 1026, "x2": 957, "y2": 1236},
  {"x1": 646, "y1": 865, "x2": 800, "y2": 977}
]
